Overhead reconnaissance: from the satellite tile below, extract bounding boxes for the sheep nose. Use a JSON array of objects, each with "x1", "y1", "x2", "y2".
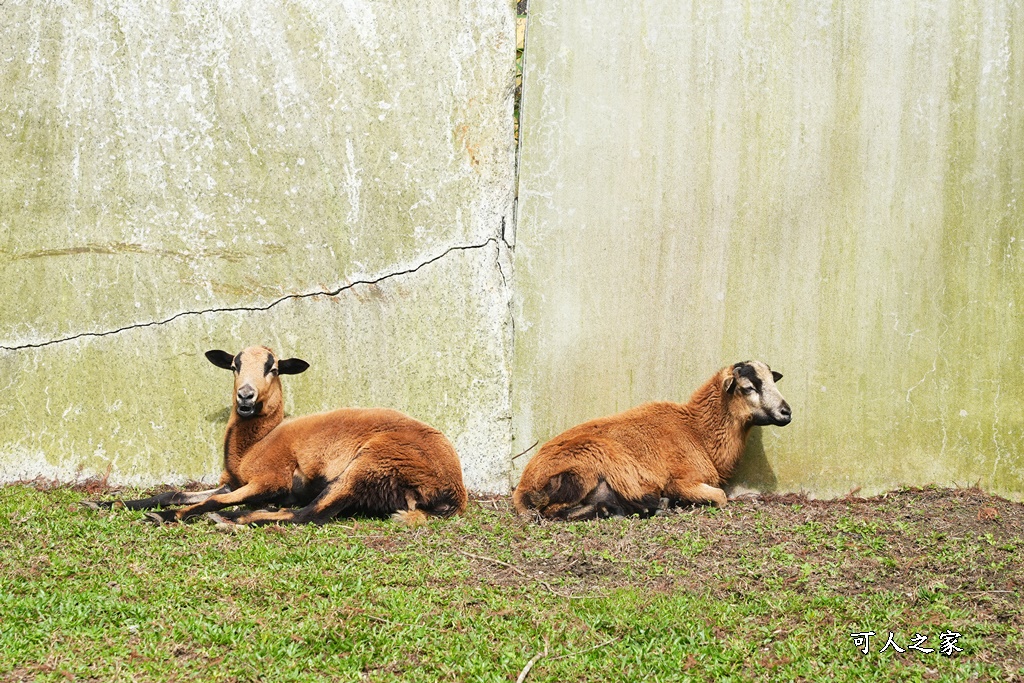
[{"x1": 237, "y1": 385, "x2": 256, "y2": 402}]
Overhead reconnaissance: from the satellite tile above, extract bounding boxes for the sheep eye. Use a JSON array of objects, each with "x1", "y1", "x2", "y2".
[{"x1": 741, "y1": 386, "x2": 757, "y2": 395}]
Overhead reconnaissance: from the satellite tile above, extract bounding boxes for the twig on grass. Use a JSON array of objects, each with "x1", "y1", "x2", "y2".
[
  {"x1": 516, "y1": 635, "x2": 618, "y2": 681},
  {"x1": 459, "y1": 550, "x2": 526, "y2": 575},
  {"x1": 457, "y1": 550, "x2": 606, "y2": 600},
  {"x1": 364, "y1": 614, "x2": 413, "y2": 628},
  {"x1": 538, "y1": 580, "x2": 605, "y2": 600},
  {"x1": 548, "y1": 635, "x2": 620, "y2": 661},
  {"x1": 342, "y1": 607, "x2": 419, "y2": 630},
  {"x1": 515, "y1": 641, "x2": 548, "y2": 683}
]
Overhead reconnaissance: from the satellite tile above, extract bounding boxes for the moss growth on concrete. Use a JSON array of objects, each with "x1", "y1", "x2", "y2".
[
  {"x1": 0, "y1": 1, "x2": 517, "y2": 491},
  {"x1": 513, "y1": 0, "x2": 1023, "y2": 499},
  {"x1": 0, "y1": 244, "x2": 514, "y2": 491},
  {"x1": 0, "y1": 0, "x2": 515, "y2": 347}
]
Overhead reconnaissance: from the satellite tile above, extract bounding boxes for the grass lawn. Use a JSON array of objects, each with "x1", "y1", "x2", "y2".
[{"x1": 1, "y1": 483, "x2": 1021, "y2": 682}]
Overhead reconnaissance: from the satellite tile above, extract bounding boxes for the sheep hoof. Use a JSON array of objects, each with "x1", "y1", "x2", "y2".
[
  {"x1": 392, "y1": 509, "x2": 428, "y2": 527},
  {"x1": 143, "y1": 511, "x2": 169, "y2": 525},
  {"x1": 513, "y1": 509, "x2": 543, "y2": 526},
  {"x1": 206, "y1": 512, "x2": 240, "y2": 532},
  {"x1": 207, "y1": 513, "x2": 244, "y2": 532}
]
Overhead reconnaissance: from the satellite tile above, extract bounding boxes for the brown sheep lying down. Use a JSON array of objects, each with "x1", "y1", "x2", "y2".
[
  {"x1": 512, "y1": 361, "x2": 792, "y2": 520},
  {"x1": 86, "y1": 346, "x2": 467, "y2": 526}
]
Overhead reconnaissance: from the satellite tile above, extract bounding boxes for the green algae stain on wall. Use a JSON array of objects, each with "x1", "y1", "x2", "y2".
[
  {"x1": 0, "y1": 0, "x2": 515, "y2": 347},
  {"x1": 932, "y1": 0, "x2": 1024, "y2": 494},
  {"x1": 0, "y1": 244, "x2": 514, "y2": 491},
  {"x1": 514, "y1": 0, "x2": 1024, "y2": 499},
  {"x1": 0, "y1": 0, "x2": 518, "y2": 491}
]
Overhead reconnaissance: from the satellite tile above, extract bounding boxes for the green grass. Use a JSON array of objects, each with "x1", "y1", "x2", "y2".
[{"x1": 1, "y1": 485, "x2": 1021, "y2": 682}]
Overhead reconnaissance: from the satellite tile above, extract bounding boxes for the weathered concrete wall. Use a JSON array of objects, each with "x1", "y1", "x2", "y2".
[
  {"x1": 1, "y1": 0, "x2": 516, "y2": 491},
  {"x1": 4, "y1": 0, "x2": 1022, "y2": 500},
  {"x1": 514, "y1": 0, "x2": 1024, "y2": 499}
]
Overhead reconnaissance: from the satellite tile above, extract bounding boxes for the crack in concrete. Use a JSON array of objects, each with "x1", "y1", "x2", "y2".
[
  {"x1": 1, "y1": 238, "x2": 503, "y2": 352},
  {"x1": 500, "y1": 214, "x2": 515, "y2": 250}
]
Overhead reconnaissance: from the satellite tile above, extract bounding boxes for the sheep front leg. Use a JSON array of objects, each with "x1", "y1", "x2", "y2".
[
  {"x1": 144, "y1": 482, "x2": 286, "y2": 524},
  {"x1": 83, "y1": 485, "x2": 231, "y2": 511}
]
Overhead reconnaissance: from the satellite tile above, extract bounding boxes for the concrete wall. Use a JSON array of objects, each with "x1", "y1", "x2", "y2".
[
  {"x1": 514, "y1": 0, "x2": 1024, "y2": 499},
  {"x1": 0, "y1": 0, "x2": 517, "y2": 492},
  {"x1": 3, "y1": 0, "x2": 1022, "y2": 500}
]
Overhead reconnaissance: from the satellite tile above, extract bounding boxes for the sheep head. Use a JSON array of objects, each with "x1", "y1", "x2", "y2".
[
  {"x1": 205, "y1": 346, "x2": 309, "y2": 419},
  {"x1": 724, "y1": 360, "x2": 792, "y2": 427}
]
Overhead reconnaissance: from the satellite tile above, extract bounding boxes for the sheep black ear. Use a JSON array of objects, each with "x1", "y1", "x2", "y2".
[
  {"x1": 724, "y1": 376, "x2": 736, "y2": 394},
  {"x1": 278, "y1": 358, "x2": 310, "y2": 375},
  {"x1": 206, "y1": 350, "x2": 235, "y2": 370},
  {"x1": 772, "y1": 371, "x2": 783, "y2": 383}
]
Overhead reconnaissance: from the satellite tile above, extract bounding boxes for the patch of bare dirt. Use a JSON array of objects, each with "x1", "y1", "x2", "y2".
[{"x1": 460, "y1": 486, "x2": 1023, "y2": 622}]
